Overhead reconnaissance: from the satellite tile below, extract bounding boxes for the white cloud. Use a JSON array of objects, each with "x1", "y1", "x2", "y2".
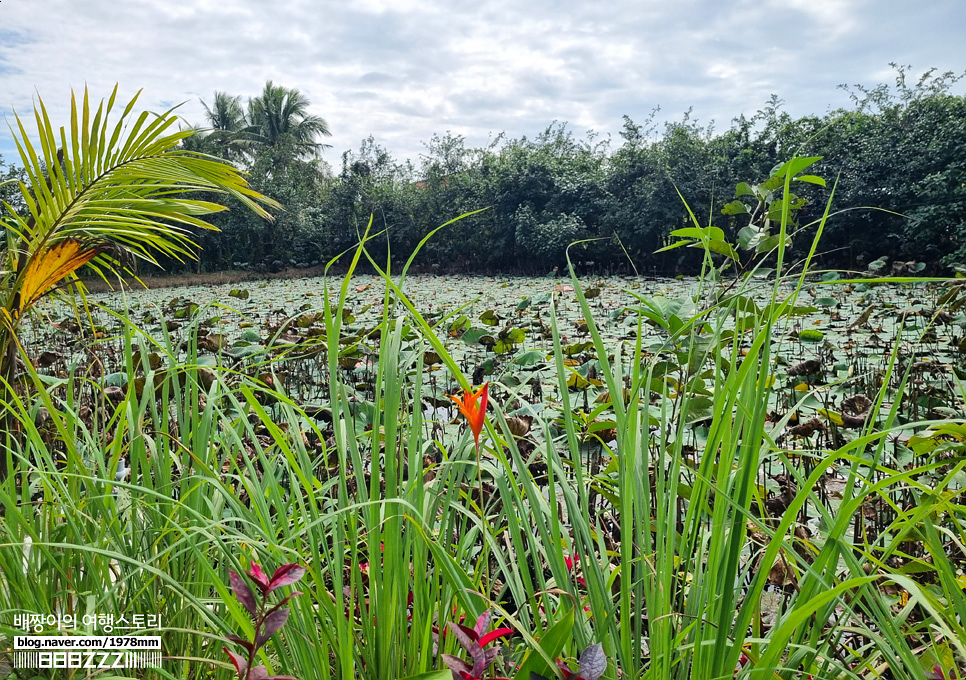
[
  {"x1": 784, "y1": 0, "x2": 862, "y2": 38},
  {"x1": 0, "y1": 0, "x2": 963, "y2": 168}
]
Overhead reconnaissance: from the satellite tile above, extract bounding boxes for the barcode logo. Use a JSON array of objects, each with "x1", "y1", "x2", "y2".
[{"x1": 13, "y1": 650, "x2": 161, "y2": 669}]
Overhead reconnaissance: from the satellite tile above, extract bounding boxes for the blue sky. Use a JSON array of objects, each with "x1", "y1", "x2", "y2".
[{"x1": 1, "y1": 0, "x2": 964, "y2": 168}]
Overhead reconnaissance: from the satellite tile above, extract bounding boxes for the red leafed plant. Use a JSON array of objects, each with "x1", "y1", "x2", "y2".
[
  {"x1": 441, "y1": 610, "x2": 513, "y2": 680},
  {"x1": 928, "y1": 664, "x2": 962, "y2": 680},
  {"x1": 223, "y1": 561, "x2": 306, "y2": 680},
  {"x1": 531, "y1": 643, "x2": 607, "y2": 680}
]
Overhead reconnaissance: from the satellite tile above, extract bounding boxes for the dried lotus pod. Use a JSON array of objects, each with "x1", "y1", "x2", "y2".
[
  {"x1": 103, "y1": 385, "x2": 125, "y2": 404},
  {"x1": 36, "y1": 351, "x2": 62, "y2": 368},
  {"x1": 787, "y1": 418, "x2": 825, "y2": 437},
  {"x1": 840, "y1": 412, "x2": 869, "y2": 428},
  {"x1": 504, "y1": 415, "x2": 533, "y2": 438},
  {"x1": 841, "y1": 394, "x2": 872, "y2": 415},
  {"x1": 528, "y1": 460, "x2": 548, "y2": 485},
  {"x1": 787, "y1": 359, "x2": 822, "y2": 377},
  {"x1": 198, "y1": 333, "x2": 227, "y2": 352},
  {"x1": 197, "y1": 367, "x2": 217, "y2": 391}
]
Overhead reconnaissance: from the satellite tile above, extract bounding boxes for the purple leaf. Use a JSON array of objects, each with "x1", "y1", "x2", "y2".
[
  {"x1": 229, "y1": 570, "x2": 258, "y2": 617},
  {"x1": 441, "y1": 654, "x2": 471, "y2": 674},
  {"x1": 255, "y1": 607, "x2": 290, "y2": 649},
  {"x1": 529, "y1": 674, "x2": 552, "y2": 680},
  {"x1": 456, "y1": 622, "x2": 479, "y2": 642},
  {"x1": 483, "y1": 647, "x2": 499, "y2": 666},
  {"x1": 473, "y1": 610, "x2": 491, "y2": 638},
  {"x1": 223, "y1": 648, "x2": 248, "y2": 679},
  {"x1": 447, "y1": 621, "x2": 477, "y2": 652},
  {"x1": 248, "y1": 563, "x2": 271, "y2": 592},
  {"x1": 225, "y1": 635, "x2": 255, "y2": 653},
  {"x1": 469, "y1": 643, "x2": 487, "y2": 678},
  {"x1": 268, "y1": 564, "x2": 306, "y2": 592},
  {"x1": 578, "y1": 643, "x2": 607, "y2": 680},
  {"x1": 249, "y1": 665, "x2": 269, "y2": 680}
]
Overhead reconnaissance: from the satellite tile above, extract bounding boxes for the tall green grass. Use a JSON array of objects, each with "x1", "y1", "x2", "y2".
[{"x1": 1, "y1": 158, "x2": 964, "y2": 680}]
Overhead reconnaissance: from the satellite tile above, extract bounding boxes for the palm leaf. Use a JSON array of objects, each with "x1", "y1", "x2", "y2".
[
  {"x1": 0, "y1": 85, "x2": 281, "y2": 426},
  {"x1": 1, "y1": 85, "x2": 280, "y2": 274},
  {"x1": 16, "y1": 238, "x2": 102, "y2": 314}
]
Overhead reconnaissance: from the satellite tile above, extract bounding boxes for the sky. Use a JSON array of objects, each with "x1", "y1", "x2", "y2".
[{"x1": 1, "y1": 0, "x2": 965, "y2": 170}]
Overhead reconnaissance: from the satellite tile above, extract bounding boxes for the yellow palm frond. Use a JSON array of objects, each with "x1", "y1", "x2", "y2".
[{"x1": 16, "y1": 239, "x2": 102, "y2": 315}]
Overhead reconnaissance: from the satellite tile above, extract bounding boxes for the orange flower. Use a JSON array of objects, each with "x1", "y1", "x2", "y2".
[{"x1": 450, "y1": 383, "x2": 488, "y2": 450}]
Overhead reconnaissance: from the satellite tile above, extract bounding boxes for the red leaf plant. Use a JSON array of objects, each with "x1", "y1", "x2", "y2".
[
  {"x1": 223, "y1": 561, "x2": 306, "y2": 680},
  {"x1": 440, "y1": 610, "x2": 513, "y2": 680},
  {"x1": 928, "y1": 664, "x2": 962, "y2": 680}
]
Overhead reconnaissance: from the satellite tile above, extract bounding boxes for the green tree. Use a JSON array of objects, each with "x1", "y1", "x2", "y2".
[
  {"x1": 175, "y1": 83, "x2": 336, "y2": 270},
  {"x1": 198, "y1": 90, "x2": 250, "y2": 161},
  {"x1": 808, "y1": 65, "x2": 966, "y2": 268},
  {"x1": 329, "y1": 137, "x2": 422, "y2": 266},
  {"x1": 168, "y1": 65, "x2": 966, "y2": 274},
  {"x1": 203, "y1": 90, "x2": 247, "y2": 133},
  {"x1": 244, "y1": 139, "x2": 332, "y2": 267},
  {"x1": 0, "y1": 155, "x2": 28, "y2": 215},
  {"x1": 186, "y1": 83, "x2": 332, "y2": 167},
  {"x1": 247, "y1": 81, "x2": 332, "y2": 160}
]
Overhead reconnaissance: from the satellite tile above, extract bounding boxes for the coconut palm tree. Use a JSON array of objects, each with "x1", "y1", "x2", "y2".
[
  {"x1": 246, "y1": 80, "x2": 332, "y2": 159},
  {"x1": 191, "y1": 84, "x2": 331, "y2": 166},
  {"x1": 198, "y1": 90, "x2": 251, "y2": 160},
  {"x1": 0, "y1": 86, "x2": 279, "y2": 478},
  {"x1": 203, "y1": 91, "x2": 247, "y2": 134}
]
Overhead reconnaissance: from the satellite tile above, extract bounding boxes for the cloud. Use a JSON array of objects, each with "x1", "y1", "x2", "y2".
[{"x1": 0, "y1": 0, "x2": 963, "y2": 169}]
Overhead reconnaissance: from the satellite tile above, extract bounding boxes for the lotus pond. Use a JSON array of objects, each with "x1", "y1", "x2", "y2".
[{"x1": 6, "y1": 269, "x2": 966, "y2": 679}]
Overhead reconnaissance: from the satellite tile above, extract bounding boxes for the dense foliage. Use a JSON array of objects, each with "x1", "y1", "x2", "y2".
[{"x1": 158, "y1": 67, "x2": 966, "y2": 275}]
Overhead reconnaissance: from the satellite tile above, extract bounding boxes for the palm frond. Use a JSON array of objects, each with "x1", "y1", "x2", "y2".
[
  {"x1": 2, "y1": 85, "x2": 280, "y2": 269},
  {"x1": 16, "y1": 238, "x2": 102, "y2": 314}
]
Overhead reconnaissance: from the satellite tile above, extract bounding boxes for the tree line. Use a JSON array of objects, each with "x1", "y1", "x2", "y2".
[{"x1": 3, "y1": 65, "x2": 965, "y2": 275}]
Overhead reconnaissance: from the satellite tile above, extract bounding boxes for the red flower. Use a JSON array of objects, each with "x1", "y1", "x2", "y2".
[
  {"x1": 565, "y1": 552, "x2": 586, "y2": 588},
  {"x1": 450, "y1": 383, "x2": 489, "y2": 450}
]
